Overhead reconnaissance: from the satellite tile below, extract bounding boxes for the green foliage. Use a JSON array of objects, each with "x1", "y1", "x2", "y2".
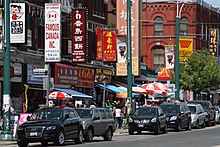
[{"x1": 179, "y1": 49, "x2": 220, "y2": 93}]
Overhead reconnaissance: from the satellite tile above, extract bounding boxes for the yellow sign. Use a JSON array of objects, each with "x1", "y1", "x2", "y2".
[{"x1": 179, "y1": 38, "x2": 193, "y2": 62}]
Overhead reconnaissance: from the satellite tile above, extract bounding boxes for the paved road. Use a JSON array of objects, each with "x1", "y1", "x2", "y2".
[{"x1": 1, "y1": 125, "x2": 220, "y2": 147}]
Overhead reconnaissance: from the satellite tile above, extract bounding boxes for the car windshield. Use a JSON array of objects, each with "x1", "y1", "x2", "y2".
[
  {"x1": 190, "y1": 102, "x2": 210, "y2": 111},
  {"x1": 30, "y1": 109, "x2": 62, "y2": 121},
  {"x1": 160, "y1": 105, "x2": 180, "y2": 114},
  {"x1": 134, "y1": 107, "x2": 157, "y2": 116},
  {"x1": 188, "y1": 106, "x2": 196, "y2": 114},
  {"x1": 75, "y1": 109, "x2": 93, "y2": 118}
]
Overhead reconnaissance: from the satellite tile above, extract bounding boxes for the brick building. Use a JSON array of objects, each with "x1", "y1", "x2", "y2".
[{"x1": 142, "y1": 0, "x2": 220, "y2": 71}]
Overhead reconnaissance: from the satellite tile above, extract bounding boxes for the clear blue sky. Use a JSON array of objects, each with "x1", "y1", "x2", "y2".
[{"x1": 204, "y1": 0, "x2": 220, "y2": 7}]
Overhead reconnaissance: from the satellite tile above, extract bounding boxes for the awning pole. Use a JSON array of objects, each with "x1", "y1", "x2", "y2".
[{"x1": 103, "y1": 80, "x2": 106, "y2": 107}]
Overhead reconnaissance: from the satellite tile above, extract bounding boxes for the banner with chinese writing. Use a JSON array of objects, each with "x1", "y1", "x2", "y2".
[
  {"x1": 96, "y1": 28, "x2": 103, "y2": 60},
  {"x1": 102, "y1": 30, "x2": 117, "y2": 62},
  {"x1": 165, "y1": 45, "x2": 174, "y2": 69},
  {"x1": 116, "y1": 35, "x2": 127, "y2": 63},
  {"x1": 10, "y1": 3, "x2": 26, "y2": 43},
  {"x1": 77, "y1": 67, "x2": 94, "y2": 88},
  {"x1": 208, "y1": 29, "x2": 219, "y2": 57},
  {"x1": 72, "y1": 9, "x2": 86, "y2": 62},
  {"x1": 179, "y1": 38, "x2": 193, "y2": 62},
  {"x1": 45, "y1": 3, "x2": 61, "y2": 62},
  {"x1": 116, "y1": 0, "x2": 140, "y2": 76}
]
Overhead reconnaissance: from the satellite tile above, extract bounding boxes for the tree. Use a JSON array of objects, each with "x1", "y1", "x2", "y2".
[{"x1": 179, "y1": 49, "x2": 220, "y2": 93}]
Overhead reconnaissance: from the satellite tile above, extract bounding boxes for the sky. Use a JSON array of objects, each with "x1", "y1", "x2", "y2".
[{"x1": 204, "y1": 0, "x2": 220, "y2": 7}]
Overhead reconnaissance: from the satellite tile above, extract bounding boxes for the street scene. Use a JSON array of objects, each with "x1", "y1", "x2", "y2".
[{"x1": 1, "y1": 0, "x2": 220, "y2": 147}]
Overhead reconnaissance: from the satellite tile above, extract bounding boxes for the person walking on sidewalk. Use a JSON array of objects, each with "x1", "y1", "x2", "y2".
[{"x1": 114, "y1": 106, "x2": 123, "y2": 129}]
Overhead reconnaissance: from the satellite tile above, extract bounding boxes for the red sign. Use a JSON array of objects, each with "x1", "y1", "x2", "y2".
[
  {"x1": 54, "y1": 63, "x2": 78, "y2": 85},
  {"x1": 77, "y1": 67, "x2": 94, "y2": 88},
  {"x1": 72, "y1": 9, "x2": 86, "y2": 62},
  {"x1": 96, "y1": 28, "x2": 103, "y2": 60},
  {"x1": 102, "y1": 30, "x2": 117, "y2": 62}
]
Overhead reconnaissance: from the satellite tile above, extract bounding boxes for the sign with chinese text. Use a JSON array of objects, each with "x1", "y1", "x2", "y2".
[
  {"x1": 77, "y1": 67, "x2": 94, "y2": 88},
  {"x1": 165, "y1": 45, "x2": 174, "y2": 69},
  {"x1": 208, "y1": 29, "x2": 219, "y2": 57},
  {"x1": 179, "y1": 38, "x2": 193, "y2": 62},
  {"x1": 116, "y1": 35, "x2": 127, "y2": 63},
  {"x1": 45, "y1": 3, "x2": 61, "y2": 62},
  {"x1": 54, "y1": 63, "x2": 78, "y2": 85},
  {"x1": 95, "y1": 69, "x2": 112, "y2": 83},
  {"x1": 27, "y1": 64, "x2": 43, "y2": 85},
  {"x1": 96, "y1": 28, "x2": 103, "y2": 60},
  {"x1": 102, "y1": 30, "x2": 117, "y2": 62},
  {"x1": 116, "y1": 0, "x2": 140, "y2": 76},
  {"x1": 10, "y1": 3, "x2": 26, "y2": 43},
  {"x1": 72, "y1": 9, "x2": 86, "y2": 62}
]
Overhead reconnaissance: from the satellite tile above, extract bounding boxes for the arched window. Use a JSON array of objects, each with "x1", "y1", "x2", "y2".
[
  {"x1": 153, "y1": 46, "x2": 165, "y2": 72},
  {"x1": 154, "y1": 16, "x2": 163, "y2": 36},
  {"x1": 180, "y1": 17, "x2": 188, "y2": 36}
]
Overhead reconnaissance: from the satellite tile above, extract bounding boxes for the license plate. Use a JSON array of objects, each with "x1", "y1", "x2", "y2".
[
  {"x1": 138, "y1": 124, "x2": 144, "y2": 127},
  {"x1": 30, "y1": 132, "x2": 38, "y2": 136}
]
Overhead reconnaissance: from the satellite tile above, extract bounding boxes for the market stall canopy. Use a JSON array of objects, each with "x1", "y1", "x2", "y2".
[
  {"x1": 48, "y1": 91, "x2": 71, "y2": 100},
  {"x1": 116, "y1": 92, "x2": 140, "y2": 99},
  {"x1": 54, "y1": 88, "x2": 92, "y2": 99},
  {"x1": 141, "y1": 82, "x2": 168, "y2": 95},
  {"x1": 157, "y1": 68, "x2": 171, "y2": 81},
  {"x1": 96, "y1": 84, "x2": 126, "y2": 93},
  {"x1": 118, "y1": 86, "x2": 147, "y2": 95}
]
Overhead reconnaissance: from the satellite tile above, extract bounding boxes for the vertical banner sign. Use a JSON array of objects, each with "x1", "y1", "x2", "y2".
[
  {"x1": 96, "y1": 28, "x2": 103, "y2": 60},
  {"x1": 0, "y1": 8, "x2": 2, "y2": 49},
  {"x1": 208, "y1": 29, "x2": 219, "y2": 57},
  {"x1": 45, "y1": 3, "x2": 61, "y2": 62},
  {"x1": 165, "y1": 45, "x2": 174, "y2": 69},
  {"x1": 10, "y1": 3, "x2": 26, "y2": 43},
  {"x1": 72, "y1": 9, "x2": 86, "y2": 62},
  {"x1": 179, "y1": 38, "x2": 193, "y2": 62},
  {"x1": 116, "y1": 35, "x2": 127, "y2": 63},
  {"x1": 102, "y1": 30, "x2": 117, "y2": 62},
  {"x1": 117, "y1": 0, "x2": 140, "y2": 76}
]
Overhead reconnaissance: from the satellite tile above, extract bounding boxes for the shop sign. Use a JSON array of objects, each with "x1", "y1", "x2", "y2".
[
  {"x1": 116, "y1": 34, "x2": 127, "y2": 63},
  {"x1": 10, "y1": 3, "x2": 26, "y2": 43},
  {"x1": 49, "y1": 0, "x2": 72, "y2": 13},
  {"x1": 208, "y1": 29, "x2": 219, "y2": 57},
  {"x1": 95, "y1": 69, "x2": 112, "y2": 83},
  {"x1": 102, "y1": 30, "x2": 117, "y2": 62},
  {"x1": 96, "y1": 28, "x2": 103, "y2": 60},
  {"x1": 179, "y1": 38, "x2": 193, "y2": 62},
  {"x1": 45, "y1": 3, "x2": 61, "y2": 62},
  {"x1": 27, "y1": 64, "x2": 43, "y2": 85},
  {"x1": 165, "y1": 45, "x2": 174, "y2": 69},
  {"x1": 0, "y1": 65, "x2": 14, "y2": 78},
  {"x1": 72, "y1": 8, "x2": 86, "y2": 62},
  {"x1": 77, "y1": 67, "x2": 94, "y2": 88},
  {"x1": 54, "y1": 63, "x2": 78, "y2": 85}
]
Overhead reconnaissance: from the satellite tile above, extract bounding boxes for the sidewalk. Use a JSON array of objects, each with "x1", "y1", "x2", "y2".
[{"x1": 114, "y1": 128, "x2": 128, "y2": 136}]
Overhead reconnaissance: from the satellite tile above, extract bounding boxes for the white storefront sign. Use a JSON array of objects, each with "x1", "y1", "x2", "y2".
[{"x1": 45, "y1": 3, "x2": 61, "y2": 62}]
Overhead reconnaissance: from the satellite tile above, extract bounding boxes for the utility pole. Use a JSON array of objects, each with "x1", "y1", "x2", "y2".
[{"x1": 0, "y1": 0, "x2": 13, "y2": 140}]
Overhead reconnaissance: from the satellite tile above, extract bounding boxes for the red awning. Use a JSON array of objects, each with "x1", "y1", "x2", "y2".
[{"x1": 158, "y1": 68, "x2": 171, "y2": 81}]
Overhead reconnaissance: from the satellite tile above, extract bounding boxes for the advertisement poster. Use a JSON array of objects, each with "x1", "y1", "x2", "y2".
[
  {"x1": 10, "y1": 3, "x2": 26, "y2": 43},
  {"x1": 165, "y1": 45, "x2": 174, "y2": 69},
  {"x1": 116, "y1": 35, "x2": 127, "y2": 63},
  {"x1": 208, "y1": 29, "x2": 219, "y2": 57},
  {"x1": 179, "y1": 38, "x2": 193, "y2": 62},
  {"x1": 45, "y1": 3, "x2": 61, "y2": 62}
]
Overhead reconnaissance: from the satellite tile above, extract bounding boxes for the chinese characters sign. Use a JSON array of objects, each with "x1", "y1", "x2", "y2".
[
  {"x1": 72, "y1": 9, "x2": 86, "y2": 62},
  {"x1": 45, "y1": 3, "x2": 61, "y2": 62},
  {"x1": 116, "y1": 0, "x2": 140, "y2": 76},
  {"x1": 102, "y1": 30, "x2": 117, "y2": 62},
  {"x1": 10, "y1": 3, "x2": 26, "y2": 43},
  {"x1": 77, "y1": 67, "x2": 94, "y2": 88},
  {"x1": 96, "y1": 28, "x2": 103, "y2": 60},
  {"x1": 208, "y1": 29, "x2": 219, "y2": 57},
  {"x1": 179, "y1": 38, "x2": 193, "y2": 62}
]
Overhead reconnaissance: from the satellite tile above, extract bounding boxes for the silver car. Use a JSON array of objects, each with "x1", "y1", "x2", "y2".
[
  {"x1": 187, "y1": 103, "x2": 206, "y2": 129},
  {"x1": 215, "y1": 106, "x2": 220, "y2": 124}
]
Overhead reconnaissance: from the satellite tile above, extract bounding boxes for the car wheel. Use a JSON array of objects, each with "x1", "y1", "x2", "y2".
[
  {"x1": 17, "y1": 141, "x2": 28, "y2": 147},
  {"x1": 154, "y1": 123, "x2": 160, "y2": 135},
  {"x1": 186, "y1": 119, "x2": 191, "y2": 130},
  {"x1": 103, "y1": 128, "x2": 113, "y2": 141},
  {"x1": 54, "y1": 130, "x2": 65, "y2": 145},
  {"x1": 218, "y1": 117, "x2": 220, "y2": 124},
  {"x1": 129, "y1": 129, "x2": 134, "y2": 135},
  {"x1": 85, "y1": 128, "x2": 93, "y2": 142},
  {"x1": 175, "y1": 121, "x2": 181, "y2": 132},
  {"x1": 196, "y1": 120, "x2": 200, "y2": 129},
  {"x1": 75, "y1": 128, "x2": 84, "y2": 144},
  {"x1": 206, "y1": 117, "x2": 211, "y2": 127},
  {"x1": 163, "y1": 124, "x2": 168, "y2": 134},
  {"x1": 41, "y1": 140, "x2": 49, "y2": 146}
]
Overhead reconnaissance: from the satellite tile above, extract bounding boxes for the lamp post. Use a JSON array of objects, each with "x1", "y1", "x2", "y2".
[{"x1": 127, "y1": 0, "x2": 132, "y2": 114}]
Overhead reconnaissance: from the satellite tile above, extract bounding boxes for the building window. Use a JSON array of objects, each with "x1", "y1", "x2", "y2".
[
  {"x1": 154, "y1": 16, "x2": 163, "y2": 36},
  {"x1": 180, "y1": 17, "x2": 188, "y2": 36},
  {"x1": 153, "y1": 47, "x2": 164, "y2": 71}
]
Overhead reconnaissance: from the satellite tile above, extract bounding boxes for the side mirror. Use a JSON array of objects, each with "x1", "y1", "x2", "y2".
[{"x1": 27, "y1": 115, "x2": 31, "y2": 121}]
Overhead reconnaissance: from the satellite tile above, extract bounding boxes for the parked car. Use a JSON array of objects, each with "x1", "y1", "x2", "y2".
[
  {"x1": 215, "y1": 106, "x2": 220, "y2": 124},
  {"x1": 16, "y1": 107, "x2": 83, "y2": 147},
  {"x1": 188, "y1": 100, "x2": 216, "y2": 126},
  {"x1": 128, "y1": 106, "x2": 167, "y2": 135},
  {"x1": 187, "y1": 103, "x2": 206, "y2": 128},
  {"x1": 74, "y1": 107, "x2": 116, "y2": 142},
  {"x1": 160, "y1": 103, "x2": 191, "y2": 131}
]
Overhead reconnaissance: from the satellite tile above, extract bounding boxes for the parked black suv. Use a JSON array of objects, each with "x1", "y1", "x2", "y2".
[
  {"x1": 16, "y1": 107, "x2": 83, "y2": 147},
  {"x1": 128, "y1": 106, "x2": 167, "y2": 135},
  {"x1": 160, "y1": 103, "x2": 191, "y2": 131},
  {"x1": 188, "y1": 100, "x2": 216, "y2": 126},
  {"x1": 74, "y1": 108, "x2": 116, "y2": 142}
]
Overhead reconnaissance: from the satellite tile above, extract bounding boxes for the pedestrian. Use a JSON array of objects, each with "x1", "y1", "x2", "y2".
[
  {"x1": 67, "y1": 99, "x2": 75, "y2": 108},
  {"x1": 114, "y1": 106, "x2": 123, "y2": 129}
]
